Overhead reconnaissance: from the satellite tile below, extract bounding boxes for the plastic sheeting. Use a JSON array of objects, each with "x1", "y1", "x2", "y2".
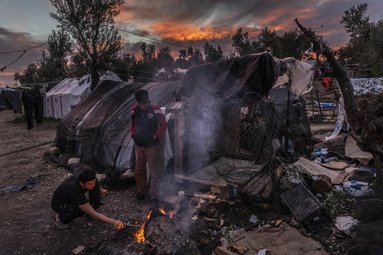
[
  {"x1": 285, "y1": 58, "x2": 314, "y2": 96},
  {"x1": 351, "y1": 77, "x2": 383, "y2": 95},
  {"x1": 56, "y1": 80, "x2": 180, "y2": 172},
  {"x1": 178, "y1": 52, "x2": 279, "y2": 172}
]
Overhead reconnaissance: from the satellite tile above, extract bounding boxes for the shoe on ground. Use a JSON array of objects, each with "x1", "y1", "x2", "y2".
[
  {"x1": 136, "y1": 192, "x2": 148, "y2": 201},
  {"x1": 54, "y1": 214, "x2": 70, "y2": 230}
]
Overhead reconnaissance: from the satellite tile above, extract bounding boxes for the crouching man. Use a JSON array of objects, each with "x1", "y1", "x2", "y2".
[{"x1": 51, "y1": 169, "x2": 124, "y2": 230}]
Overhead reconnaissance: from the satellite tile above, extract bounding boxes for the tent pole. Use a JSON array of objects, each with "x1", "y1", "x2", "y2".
[{"x1": 284, "y1": 79, "x2": 291, "y2": 154}]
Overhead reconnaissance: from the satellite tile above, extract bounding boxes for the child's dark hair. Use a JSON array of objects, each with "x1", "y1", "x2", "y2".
[{"x1": 78, "y1": 169, "x2": 96, "y2": 183}]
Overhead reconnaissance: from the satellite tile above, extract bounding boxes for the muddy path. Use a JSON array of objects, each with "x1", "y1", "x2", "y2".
[{"x1": 0, "y1": 110, "x2": 153, "y2": 255}]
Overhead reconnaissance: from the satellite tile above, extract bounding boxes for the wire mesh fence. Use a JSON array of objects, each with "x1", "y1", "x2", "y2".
[
  {"x1": 180, "y1": 86, "x2": 314, "y2": 174},
  {"x1": 182, "y1": 92, "x2": 286, "y2": 173}
]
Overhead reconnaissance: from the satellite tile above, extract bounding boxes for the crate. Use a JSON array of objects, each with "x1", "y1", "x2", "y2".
[{"x1": 281, "y1": 184, "x2": 330, "y2": 232}]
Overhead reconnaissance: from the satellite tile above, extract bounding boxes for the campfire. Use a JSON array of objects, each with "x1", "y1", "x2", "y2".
[
  {"x1": 134, "y1": 207, "x2": 175, "y2": 243},
  {"x1": 134, "y1": 210, "x2": 152, "y2": 243}
]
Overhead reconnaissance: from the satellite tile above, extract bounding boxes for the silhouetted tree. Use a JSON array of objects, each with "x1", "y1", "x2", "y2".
[
  {"x1": 279, "y1": 29, "x2": 310, "y2": 59},
  {"x1": 188, "y1": 47, "x2": 204, "y2": 66},
  {"x1": 14, "y1": 64, "x2": 38, "y2": 84},
  {"x1": 174, "y1": 49, "x2": 190, "y2": 69},
  {"x1": 232, "y1": 28, "x2": 253, "y2": 56},
  {"x1": 37, "y1": 30, "x2": 72, "y2": 82},
  {"x1": 50, "y1": 0, "x2": 125, "y2": 90},
  {"x1": 157, "y1": 46, "x2": 174, "y2": 70},
  {"x1": 203, "y1": 43, "x2": 223, "y2": 63}
]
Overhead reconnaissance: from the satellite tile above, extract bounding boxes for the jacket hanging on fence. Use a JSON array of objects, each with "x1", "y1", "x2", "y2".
[{"x1": 22, "y1": 88, "x2": 44, "y2": 129}]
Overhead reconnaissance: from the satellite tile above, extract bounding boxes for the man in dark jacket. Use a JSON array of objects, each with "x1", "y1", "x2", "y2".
[
  {"x1": 51, "y1": 170, "x2": 124, "y2": 230},
  {"x1": 131, "y1": 89, "x2": 167, "y2": 201}
]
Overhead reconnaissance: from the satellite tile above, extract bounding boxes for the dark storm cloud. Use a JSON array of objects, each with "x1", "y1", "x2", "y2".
[{"x1": 0, "y1": 27, "x2": 45, "y2": 83}]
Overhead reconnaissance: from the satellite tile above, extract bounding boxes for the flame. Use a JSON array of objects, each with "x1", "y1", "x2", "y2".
[
  {"x1": 159, "y1": 208, "x2": 166, "y2": 215},
  {"x1": 158, "y1": 208, "x2": 175, "y2": 218},
  {"x1": 134, "y1": 208, "x2": 177, "y2": 243},
  {"x1": 134, "y1": 210, "x2": 152, "y2": 243}
]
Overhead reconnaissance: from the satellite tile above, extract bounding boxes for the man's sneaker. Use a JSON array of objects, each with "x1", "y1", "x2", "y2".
[{"x1": 54, "y1": 214, "x2": 70, "y2": 230}]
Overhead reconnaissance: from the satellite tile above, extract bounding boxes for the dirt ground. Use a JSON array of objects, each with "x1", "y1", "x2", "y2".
[
  {"x1": 0, "y1": 110, "x2": 155, "y2": 255},
  {"x1": 0, "y1": 109, "x2": 367, "y2": 255}
]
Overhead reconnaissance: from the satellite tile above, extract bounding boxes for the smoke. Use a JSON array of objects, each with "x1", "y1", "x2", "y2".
[{"x1": 185, "y1": 87, "x2": 224, "y2": 172}]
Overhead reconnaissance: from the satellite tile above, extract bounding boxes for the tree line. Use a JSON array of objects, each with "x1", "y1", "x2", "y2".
[
  {"x1": 14, "y1": 1, "x2": 383, "y2": 89},
  {"x1": 336, "y1": 3, "x2": 383, "y2": 77}
]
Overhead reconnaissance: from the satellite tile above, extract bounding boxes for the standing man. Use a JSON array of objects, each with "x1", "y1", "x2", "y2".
[
  {"x1": 51, "y1": 169, "x2": 124, "y2": 230},
  {"x1": 131, "y1": 89, "x2": 167, "y2": 201}
]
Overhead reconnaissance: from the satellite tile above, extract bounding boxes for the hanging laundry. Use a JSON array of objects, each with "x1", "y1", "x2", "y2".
[
  {"x1": 0, "y1": 88, "x2": 22, "y2": 113},
  {"x1": 21, "y1": 88, "x2": 44, "y2": 130}
]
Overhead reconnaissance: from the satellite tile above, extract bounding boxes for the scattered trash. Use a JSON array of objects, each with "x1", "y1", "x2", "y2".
[
  {"x1": 0, "y1": 179, "x2": 35, "y2": 195},
  {"x1": 72, "y1": 245, "x2": 85, "y2": 255},
  {"x1": 228, "y1": 228, "x2": 246, "y2": 242},
  {"x1": 68, "y1": 157, "x2": 80, "y2": 165},
  {"x1": 334, "y1": 185, "x2": 343, "y2": 191},
  {"x1": 357, "y1": 166, "x2": 376, "y2": 176},
  {"x1": 294, "y1": 157, "x2": 347, "y2": 184},
  {"x1": 257, "y1": 248, "x2": 270, "y2": 255},
  {"x1": 335, "y1": 216, "x2": 359, "y2": 235},
  {"x1": 249, "y1": 214, "x2": 258, "y2": 224},
  {"x1": 325, "y1": 156, "x2": 338, "y2": 163},
  {"x1": 228, "y1": 244, "x2": 249, "y2": 254},
  {"x1": 319, "y1": 161, "x2": 349, "y2": 170},
  {"x1": 345, "y1": 136, "x2": 373, "y2": 165},
  {"x1": 313, "y1": 148, "x2": 328, "y2": 158},
  {"x1": 279, "y1": 164, "x2": 307, "y2": 191},
  {"x1": 343, "y1": 180, "x2": 372, "y2": 197},
  {"x1": 311, "y1": 175, "x2": 332, "y2": 193},
  {"x1": 274, "y1": 219, "x2": 283, "y2": 227},
  {"x1": 220, "y1": 222, "x2": 327, "y2": 255}
]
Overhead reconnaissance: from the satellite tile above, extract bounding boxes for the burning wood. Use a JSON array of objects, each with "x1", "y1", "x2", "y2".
[
  {"x1": 134, "y1": 210, "x2": 152, "y2": 243},
  {"x1": 134, "y1": 207, "x2": 176, "y2": 243},
  {"x1": 159, "y1": 207, "x2": 176, "y2": 218}
]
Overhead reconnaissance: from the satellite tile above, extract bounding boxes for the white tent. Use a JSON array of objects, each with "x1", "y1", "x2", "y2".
[{"x1": 45, "y1": 72, "x2": 122, "y2": 119}]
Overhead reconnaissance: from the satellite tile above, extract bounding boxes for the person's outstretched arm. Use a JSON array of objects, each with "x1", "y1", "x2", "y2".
[{"x1": 79, "y1": 203, "x2": 124, "y2": 229}]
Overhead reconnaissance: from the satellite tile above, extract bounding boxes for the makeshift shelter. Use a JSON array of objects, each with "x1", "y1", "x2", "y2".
[
  {"x1": 45, "y1": 73, "x2": 122, "y2": 119},
  {"x1": 177, "y1": 53, "x2": 314, "y2": 173},
  {"x1": 56, "y1": 80, "x2": 179, "y2": 171},
  {"x1": 56, "y1": 53, "x2": 314, "y2": 178},
  {"x1": 0, "y1": 88, "x2": 22, "y2": 113}
]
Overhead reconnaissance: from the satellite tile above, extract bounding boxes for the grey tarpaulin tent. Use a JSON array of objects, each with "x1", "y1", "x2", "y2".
[{"x1": 56, "y1": 80, "x2": 180, "y2": 171}]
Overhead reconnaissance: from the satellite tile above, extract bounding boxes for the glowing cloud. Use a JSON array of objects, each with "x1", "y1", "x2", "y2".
[{"x1": 150, "y1": 22, "x2": 236, "y2": 41}]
